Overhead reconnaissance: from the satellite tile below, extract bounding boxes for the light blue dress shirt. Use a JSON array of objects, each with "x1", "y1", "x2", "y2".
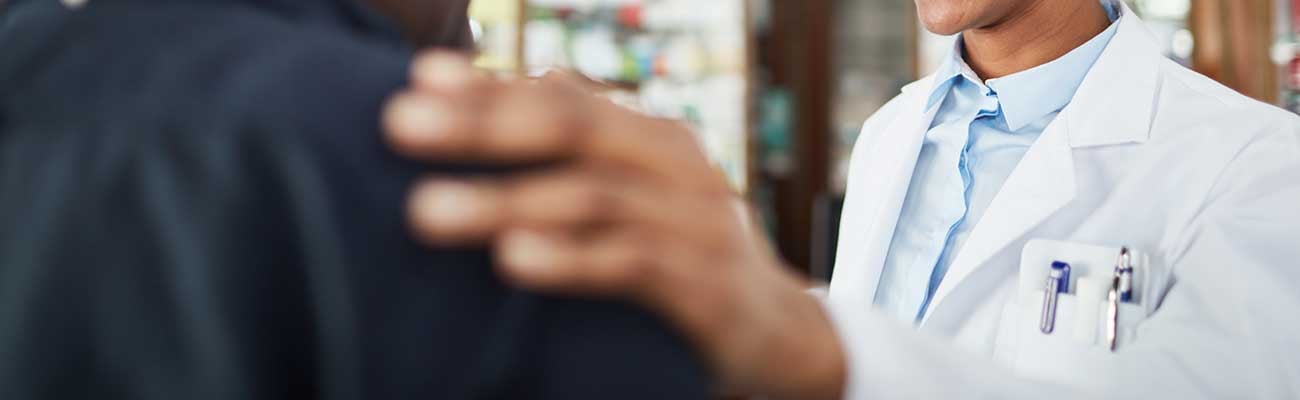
[{"x1": 872, "y1": 1, "x2": 1121, "y2": 322}]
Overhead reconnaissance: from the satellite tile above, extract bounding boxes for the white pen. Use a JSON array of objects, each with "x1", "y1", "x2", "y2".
[{"x1": 1107, "y1": 277, "x2": 1120, "y2": 352}]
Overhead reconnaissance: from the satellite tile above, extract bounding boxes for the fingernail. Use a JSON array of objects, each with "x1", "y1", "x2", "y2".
[
  {"x1": 393, "y1": 96, "x2": 451, "y2": 141},
  {"x1": 413, "y1": 182, "x2": 488, "y2": 233},
  {"x1": 501, "y1": 230, "x2": 556, "y2": 272},
  {"x1": 415, "y1": 53, "x2": 474, "y2": 92}
]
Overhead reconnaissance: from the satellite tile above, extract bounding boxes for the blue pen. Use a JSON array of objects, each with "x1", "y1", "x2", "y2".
[{"x1": 1040, "y1": 261, "x2": 1071, "y2": 334}]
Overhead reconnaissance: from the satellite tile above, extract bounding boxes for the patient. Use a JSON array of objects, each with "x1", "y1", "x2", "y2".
[{"x1": 0, "y1": 0, "x2": 708, "y2": 399}]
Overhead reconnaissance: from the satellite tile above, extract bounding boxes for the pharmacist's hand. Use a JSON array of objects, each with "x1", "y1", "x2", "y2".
[{"x1": 384, "y1": 53, "x2": 845, "y2": 400}]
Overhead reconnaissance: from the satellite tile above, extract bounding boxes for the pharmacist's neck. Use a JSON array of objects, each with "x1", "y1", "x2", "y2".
[{"x1": 962, "y1": 0, "x2": 1110, "y2": 79}]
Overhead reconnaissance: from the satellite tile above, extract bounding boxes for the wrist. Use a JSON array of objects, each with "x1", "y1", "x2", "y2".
[
  {"x1": 650, "y1": 254, "x2": 846, "y2": 400},
  {"x1": 764, "y1": 284, "x2": 846, "y2": 400},
  {"x1": 722, "y1": 264, "x2": 844, "y2": 400}
]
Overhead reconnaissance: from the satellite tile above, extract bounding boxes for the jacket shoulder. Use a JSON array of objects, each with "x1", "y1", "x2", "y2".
[
  {"x1": 1155, "y1": 59, "x2": 1300, "y2": 134},
  {"x1": 2, "y1": 1, "x2": 412, "y2": 139},
  {"x1": 1145, "y1": 60, "x2": 1300, "y2": 211},
  {"x1": 1144, "y1": 60, "x2": 1300, "y2": 169}
]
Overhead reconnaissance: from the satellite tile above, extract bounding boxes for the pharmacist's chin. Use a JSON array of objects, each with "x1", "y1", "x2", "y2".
[{"x1": 912, "y1": 0, "x2": 1000, "y2": 36}]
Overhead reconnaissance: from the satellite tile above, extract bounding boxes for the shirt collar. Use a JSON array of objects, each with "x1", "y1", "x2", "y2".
[
  {"x1": 925, "y1": 43, "x2": 985, "y2": 110},
  {"x1": 926, "y1": 0, "x2": 1123, "y2": 131}
]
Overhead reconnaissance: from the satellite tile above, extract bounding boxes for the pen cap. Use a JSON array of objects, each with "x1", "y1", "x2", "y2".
[{"x1": 1051, "y1": 261, "x2": 1072, "y2": 293}]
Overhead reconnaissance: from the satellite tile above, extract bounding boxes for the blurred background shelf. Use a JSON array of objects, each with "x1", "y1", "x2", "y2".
[{"x1": 471, "y1": 0, "x2": 753, "y2": 193}]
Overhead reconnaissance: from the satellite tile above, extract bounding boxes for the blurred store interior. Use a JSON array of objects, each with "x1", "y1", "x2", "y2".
[{"x1": 466, "y1": 0, "x2": 1295, "y2": 281}]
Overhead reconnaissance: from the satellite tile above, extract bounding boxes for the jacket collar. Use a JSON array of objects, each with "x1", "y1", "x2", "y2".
[{"x1": 1061, "y1": 0, "x2": 1161, "y2": 148}]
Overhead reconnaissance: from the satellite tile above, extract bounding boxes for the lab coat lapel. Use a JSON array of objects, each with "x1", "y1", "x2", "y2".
[
  {"x1": 924, "y1": 118, "x2": 1077, "y2": 322},
  {"x1": 920, "y1": 3, "x2": 1161, "y2": 324},
  {"x1": 828, "y1": 82, "x2": 939, "y2": 308}
]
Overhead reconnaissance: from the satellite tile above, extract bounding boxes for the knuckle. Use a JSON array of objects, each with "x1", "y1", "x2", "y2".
[
  {"x1": 592, "y1": 234, "x2": 657, "y2": 292},
  {"x1": 512, "y1": 173, "x2": 612, "y2": 225},
  {"x1": 624, "y1": 235, "x2": 663, "y2": 277},
  {"x1": 486, "y1": 87, "x2": 576, "y2": 158},
  {"x1": 608, "y1": 248, "x2": 654, "y2": 290},
  {"x1": 576, "y1": 179, "x2": 618, "y2": 221}
]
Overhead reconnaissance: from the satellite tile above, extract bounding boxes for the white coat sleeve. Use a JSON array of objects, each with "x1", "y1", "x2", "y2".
[{"x1": 826, "y1": 120, "x2": 1300, "y2": 399}]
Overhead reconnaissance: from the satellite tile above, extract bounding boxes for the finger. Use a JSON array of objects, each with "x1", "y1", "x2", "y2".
[
  {"x1": 479, "y1": 83, "x2": 585, "y2": 160},
  {"x1": 502, "y1": 167, "x2": 619, "y2": 229},
  {"x1": 499, "y1": 166, "x2": 727, "y2": 239},
  {"x1": 578, "y1": 110, "x2": 723, "y2": 190},
  {"x1": 407, "y1": 179, "x2": 505, "y2": 244},
  {"x1": 475, "y1": 85, "x2": 721, "y2": 189},
  {"x1": 410, "y1": 51, "x2": 490, "y2": 95},
  {"x1": 409, "y1": 166, "x2": 742, "y2": 251},
  {"x1": 528, "y1": 74, "x2": 719, "y2": 184},
  {"x1": 408, "y1": 168, "x2": 631, "y2": 242},
  {"x1": 387, "y1": 81, "x2": 584, "y2": 162},
  {"x1": 384, "y1": 91, "x2": 480, "y2": 160},
  {"x1": 495, "y1": 228, "x2": 659, "y2": 297}
]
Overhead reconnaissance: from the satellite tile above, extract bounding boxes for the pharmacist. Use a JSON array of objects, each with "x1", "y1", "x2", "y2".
[{"x1": 383, "y1": 0, "x2": 1300, "y2": 398}]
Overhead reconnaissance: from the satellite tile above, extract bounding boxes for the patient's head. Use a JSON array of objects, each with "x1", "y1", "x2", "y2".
[{"x1": 365, "y1": 0, "x2": 474, "y2": 49}]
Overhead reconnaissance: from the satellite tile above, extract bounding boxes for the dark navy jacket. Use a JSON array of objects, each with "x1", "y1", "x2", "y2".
[{"x1": 0, "y1": 1, "x2": 708, "y2": 398}]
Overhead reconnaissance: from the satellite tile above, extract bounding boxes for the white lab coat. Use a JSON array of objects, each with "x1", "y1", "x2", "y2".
[{"x1": 826, "y1": 3, "x2": 1300, "y2": 398}]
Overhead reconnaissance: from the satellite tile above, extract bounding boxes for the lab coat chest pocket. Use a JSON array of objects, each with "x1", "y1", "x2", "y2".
[{"x1": 993, "y1": 240, "x2": 1164, "y2": 384}]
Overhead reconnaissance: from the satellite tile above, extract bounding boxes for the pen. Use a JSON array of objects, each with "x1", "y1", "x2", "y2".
[
  {"x1": 1107, "y1": 277, "x2": 1119, "y2": 351},
  {"x1": 1040, "y1": 261, "x2": 1071, "y2": 334},
  {"x1": 1107, "y1": 247, "x2": 1132, "y2": 352}
]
